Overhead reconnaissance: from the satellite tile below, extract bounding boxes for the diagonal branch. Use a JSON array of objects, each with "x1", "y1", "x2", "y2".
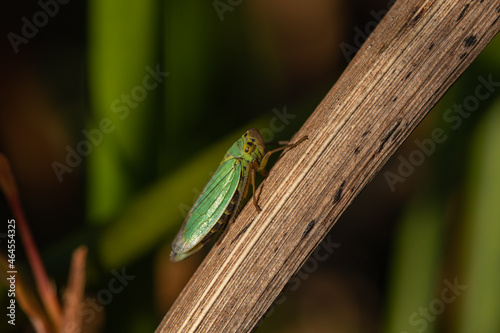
[{"x1": 157, "y1": 0, "x2": 500, "y2": 332}]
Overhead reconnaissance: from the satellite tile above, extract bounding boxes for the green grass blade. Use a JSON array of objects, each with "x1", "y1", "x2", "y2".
[
  {"x1": 457, "y1": 99, "x2": 500, "y2": 333},
  {"x1": 385, "y1": 195, "x2": 443, "y2": 333},
  {"x1": 88, "y1": 0, "x2": 159, "y2": 223}
]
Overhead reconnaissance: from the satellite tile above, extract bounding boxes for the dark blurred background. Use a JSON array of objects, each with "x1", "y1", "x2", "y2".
[{"x1": 0, "y1": 0, "x2": 499, "y2": 332}]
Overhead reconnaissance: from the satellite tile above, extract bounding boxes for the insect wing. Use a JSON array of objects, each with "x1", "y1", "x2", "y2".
[{"x1": 172, "y1": 159, "x2": 242, "y2": 253}]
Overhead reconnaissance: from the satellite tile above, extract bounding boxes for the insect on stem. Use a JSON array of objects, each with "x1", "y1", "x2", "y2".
[{"x1": 170, "y1": 129, "x2": 308, "y2": 262}]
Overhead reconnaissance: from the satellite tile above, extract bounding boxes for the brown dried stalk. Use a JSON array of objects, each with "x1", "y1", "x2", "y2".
[{"x1": 157, "y1": 0, "x2": 500, "y2": 332}]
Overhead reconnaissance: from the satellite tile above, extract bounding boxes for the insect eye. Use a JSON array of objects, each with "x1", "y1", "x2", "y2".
[{"x1": 244, "y1": 141, "x2": 255, "y2": 154}]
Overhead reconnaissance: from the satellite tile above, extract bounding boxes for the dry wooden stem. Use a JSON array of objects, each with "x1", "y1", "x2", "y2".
[{"x1": 157, "y1": 0, "x2": 500, "y2": 332}]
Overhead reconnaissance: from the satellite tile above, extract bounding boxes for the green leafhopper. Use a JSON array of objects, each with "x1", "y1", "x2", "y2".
[{"x1": 170, "y1": 128, "x2": 307, "y2": 262}]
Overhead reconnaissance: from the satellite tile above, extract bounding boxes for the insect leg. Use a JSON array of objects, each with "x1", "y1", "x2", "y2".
[
  {"x1": 250, "y1": 167, "x2": 262, "y2": 212},
  {"x1": 258, "y1": 135, "x2": 308, "y2": 172}
]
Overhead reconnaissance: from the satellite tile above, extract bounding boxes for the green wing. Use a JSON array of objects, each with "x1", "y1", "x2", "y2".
[{"x1": 172, "y1": 158, "x2": 242, "y2": 254}]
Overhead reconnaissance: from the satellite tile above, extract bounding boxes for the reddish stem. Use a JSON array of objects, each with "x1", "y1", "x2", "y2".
[{"x1": 1, "y1": 154, "x2": 63, "y2": 331}]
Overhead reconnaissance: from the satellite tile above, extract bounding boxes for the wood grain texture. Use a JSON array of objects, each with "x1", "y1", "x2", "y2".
[{"x1": 157, "y1": 0, "x2": 500, "y2": 332}]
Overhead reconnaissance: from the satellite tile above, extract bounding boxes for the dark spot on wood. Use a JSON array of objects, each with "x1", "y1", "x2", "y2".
[
  {"x1": 408, "y1": 3, "x2": 431, "y2": 27},
  {"x1": 378, "y1": 43, "x2": 389, "y2": 55},
  {"x1": 379, "y1": 121, "x2": 401, "y2": 153},
  {"x1": 392, "y1": 96, "x2": 398, "y2": 102},
  {"x1": 274, "y1": 247, "x2": 279, "y2": 253},
  {"x1": 428, "y1": 42, "x2": 434, "y2": 50},
  {"x1": 459, "y1": 52, "x2": 467, "y2": 60},
  {"x1": 405, "y1": 72, "x2": 412, "y2": 80},
  {"x1": 395, "y1": 23, "x2": 407, "y2": 39},
  {"x1": 333, "y1": 181, "x2": 346, "y2": 204},
  {"x1": 412, "y1": 11, "x2": 423, "y2": 24},
  {"x1": 231, "y1": 223, "x2": 251, "y2": 245},
  {"x1": 464, "y1": 35, "x2": 477, "y2": 47},
  {"x1": 217, "y1": 246, "x2": 226, "y2": 255},
  {"x1": 302, "y1": 220, "x2": 315, "y2": 239},
  {"x1": 354, "y1": 147, "x2": 360, "y2": 154},
  {"x1": 457, "y1": 4, "x2": 469, "y2": 21},
  {"x1": 362, "y1": 130, "x2": 370, "y2": 137},
  {"x1": 392, "y1": 129, "x2": 402, "y2": 142}
]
